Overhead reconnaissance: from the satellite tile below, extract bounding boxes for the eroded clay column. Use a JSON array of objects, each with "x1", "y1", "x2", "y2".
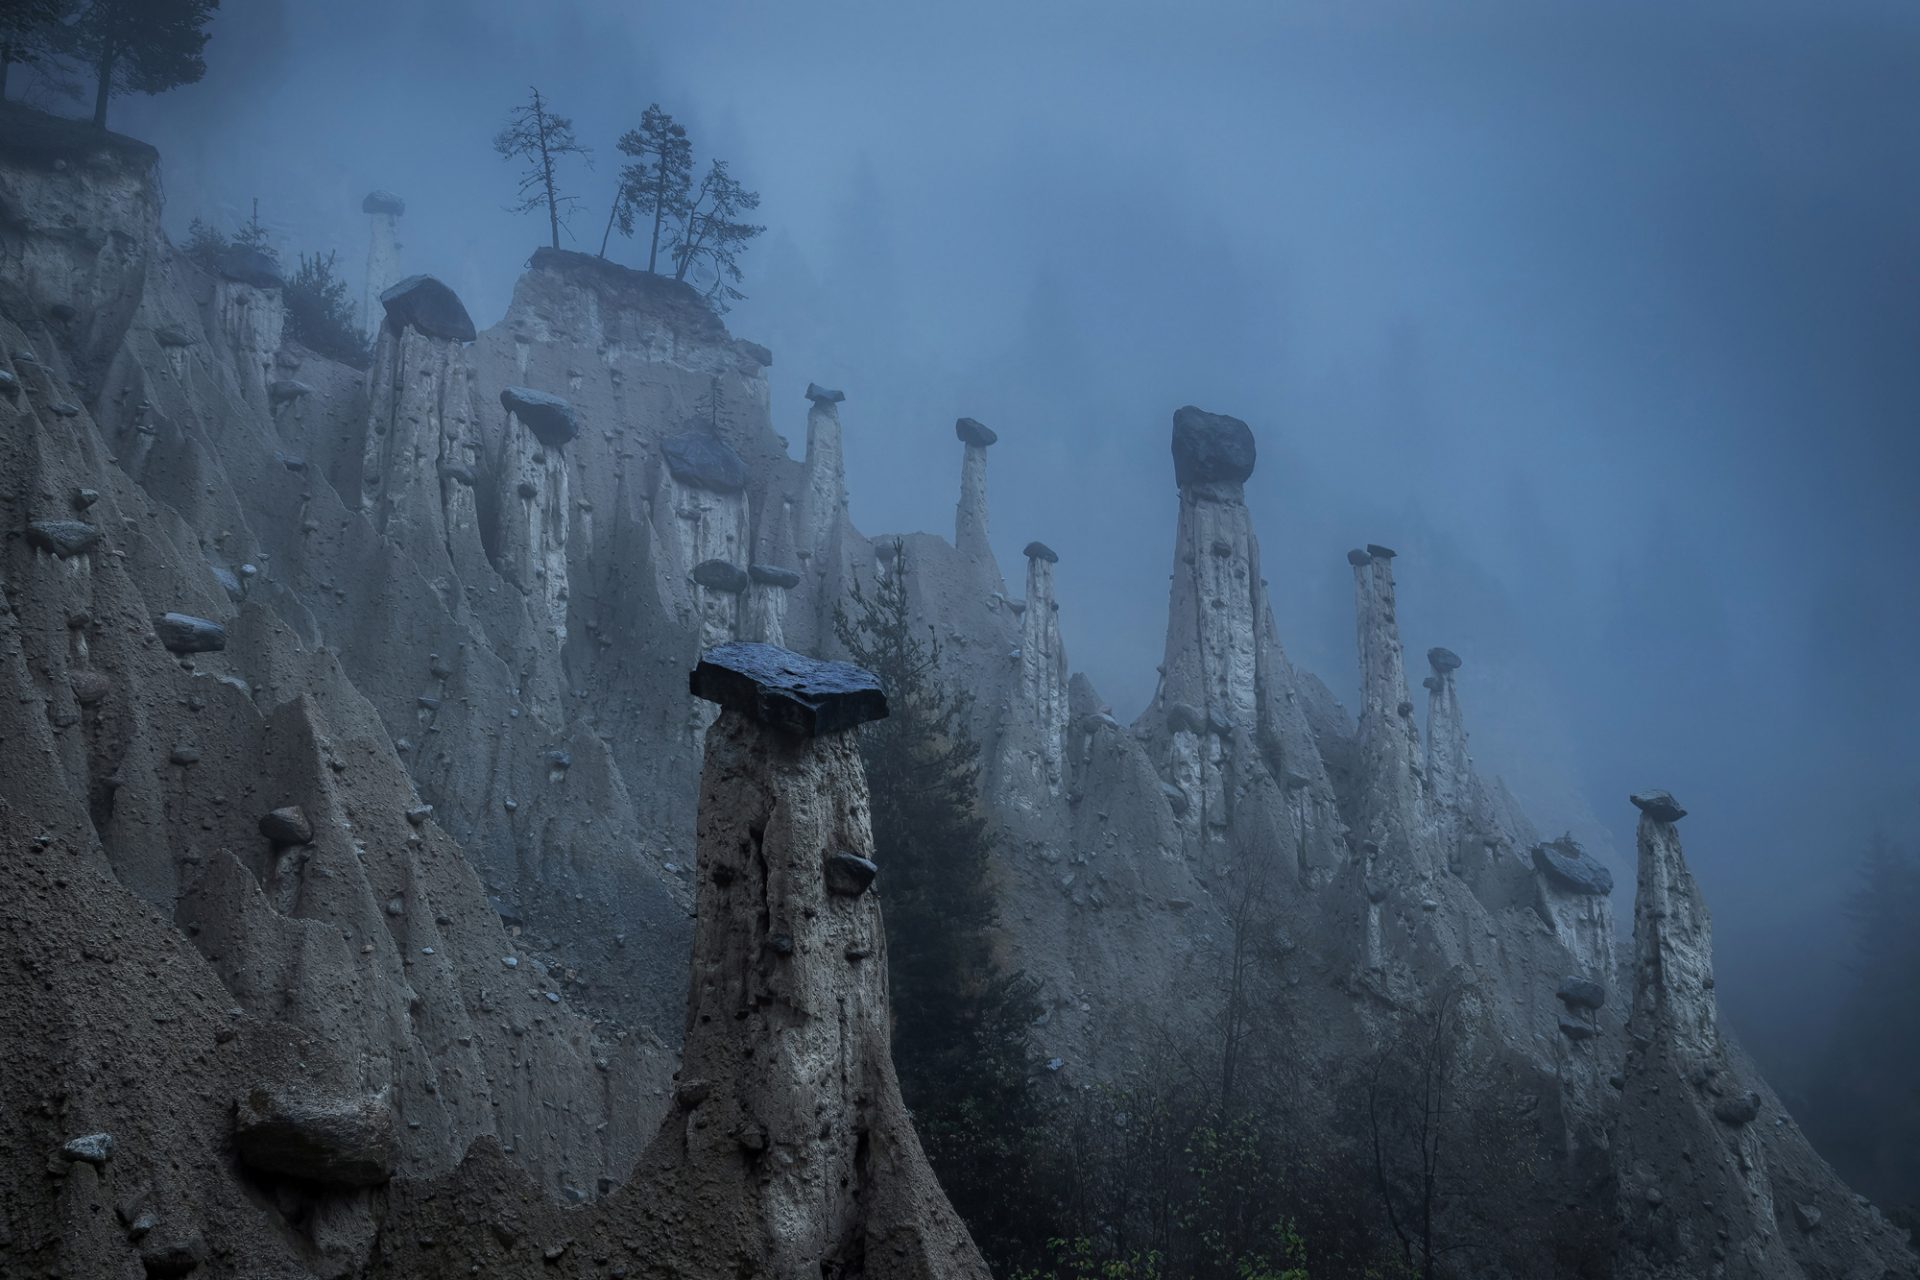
[{"x1": 953, "y1": 416, "x2": 998, "y2": 579}]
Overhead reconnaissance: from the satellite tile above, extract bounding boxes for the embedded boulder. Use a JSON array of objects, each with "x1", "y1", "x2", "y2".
[
  {"x1": 233, "y1": 1085, "x2": 396, "y2": 1187},
  {"x1": 378, "y1": 274, "x2": 476, "y2": 342},
  {"x1": 1630, "y1": 789, "x2": 1687, "y2": 823},
  {"x1": 258, "y1": 806, "x2": 314, "y2": 847},
  {"x1": 748, "y1": 563, "x2": 801, "y2": 589},
  {"x1": 154, "y1": 613, "x2": 226, "y2": 654},
  {"x1": 690, "y1": 559, "x2": 750, "y2": 594},
  {"x1": 26, "y1": 519, "x2": 99, "y2": 558},
  {"x1": 1427, "y1": 646, "x2": 1462, "y2": 673},
  {"x1": 1171, "y1": 405, "x2": 1256, "y2": 488},
  {"x1": 211, "y1": 246, "x2": 282, "y2": 289},
  {"x1": 1532, "y1": 837, "x2": 1614, "y2": 896},
  {"x1": 500, "y1": 386, "x2": 579, "y2": 447},
  {"x1": 661, "y1": 432, "x2": 749, "y2": 494}
]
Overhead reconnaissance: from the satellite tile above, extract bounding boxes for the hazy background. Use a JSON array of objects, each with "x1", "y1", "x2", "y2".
[{"x1": 30, "y1": 0, "x2": 1918, "y2": 1095}]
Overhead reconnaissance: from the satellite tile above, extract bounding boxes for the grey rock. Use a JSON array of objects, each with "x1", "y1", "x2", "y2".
[
  {"x1": 268, "y1": 378, "x2": 312, "y2": 405},
  {"x1": 1631, "y1": 789, "x2": 1687, "y2": 823},
  {"x1": 26, "y1": 520, "x2": 99, "y2": 558},
  {"x1": 212, "y1": 246, "x2": 283, "y2": 289},
  {"x1": 735, "y1": 339, "x2": 772, "y2": 367},
  {"x1": 955, "y1": 417, "x2": 998, "y2": 447},
  {"x1": 362, "y1": 189, "x2": 405, "y2": 216},
  {"x1": 0, "y1": 369, "x2": 16, "y2": 398},
  {"x1": 1557, "y1": 1016, "x2": 1597, "y2": 1041},
  {"x1": 1023, "y1": 540, "x2": 1059, "y2": 564},
  {"x1": 155, "y1": 613, "x2": 226, "y2": 654},
  {"x1": 140, "y1": 1233, "x2": 207, "y2": 1278},
  {"x1": 1532, "y1": 838, "x2": 1614, "y2": 896},
  {"x1": 1427, "y1": 646, "x2": 1462, "y2": 673},
  {"x1": 61, "y1": 1133, "x2": 114, "y2": 1165},
  {"x1": 233, "y1": 1084, "x2": 396, "y2": 1187},
  {"x1": 1165, "y1": 701, "x2": 1206, "y2": 734},
  {"x1": 259, "y1": 806, "x2": 313, "y2": 846},
  {"x1": 69, "y1": 671, "x2": 110, "y2": 705},
  {"x1": 1365, "y1": 543, "x2": 1397, "y2": 559},
  {"x1": 748, "y1": 563, "x2": 802, "y2": 589},
  {"x1": 211, "y1": 566, "x2": 242, "y2": 600},
  {"x1": 545, "y1": 749, "x2": 572, "y2": 770},
  {"x1": 824, "y1": 851, "x2": 878, "y2": 896},
  {"x1": 405, "y1": 805, "x2": 432, "y2": 826},
  {"x1": 50, "y1": 402, "x2": 80, "y2": 418},
  {"x1": 691, "y1": 559, "x2": 750, "y2": 594},
  {"x1": 661, "y1": 432, "x2": 749, "y2": 493},
  {"x1": 804, "y1": 382, "x2": 845, "y2": 405},
  {"x1": 1556, "y1": 976, "x2": 1606, "y2": 1010},
  {"x1": 71, "y1": 487, "x2": 99, "y2": 509},
  {"x1": 689, "y1": 643, "x2": 888, "y2": 738},
  {"x1": 1346, "y1": 548, "x2": 1372, "y2": 567},
  {"x1": 276, "y1": 451, "x2": 306, "y2": 471},
  {"x1": 1794, "y1": 1203, "x2": 1822, "y2": 1233},
  {"x1": 1161, "y1": 782, "x2": 1189, "y2": 816},
  {"x1": 379, "y1": 275, "x2": 476, "y2": 342},
  {"x1": 170, "y1": 746, "x2": 200, "y2": 766},
  {"x1": 1171, "y1": 405, "x2": 1256, "y2": 487},
  {"x1": 500, "y1": 385, "x2": 579, "y2": 447},
  {"x1": 1712, "y1": 1091, "x2": 1762, "y2": 1126}
]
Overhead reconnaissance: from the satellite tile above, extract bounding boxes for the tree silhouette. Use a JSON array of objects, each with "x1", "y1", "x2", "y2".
[
  {"x1": 0, "y1": 0, "x2": 75, "y2": 102},
  {"x1": 601, "y1": 102, "x2": 690, "y2": 269},
  {"x1": 670, "y1": 159, "x2": 764, "y2": 309},
  {"x1": 50, "y1": 0, "x2": 217, "y2": 129},
  {"x1": 494, "y1": 86, "x2": 590, "y2": 250}
]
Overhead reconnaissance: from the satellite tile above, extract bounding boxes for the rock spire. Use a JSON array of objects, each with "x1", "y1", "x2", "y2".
[{"x1": 953, "y1": 416, "x2": 998, "y2": 577}]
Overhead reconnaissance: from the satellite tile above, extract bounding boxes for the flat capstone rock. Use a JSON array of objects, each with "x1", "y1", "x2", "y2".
[
  {"x1": 1346, "y1": 548, "x2": 1372, "y2": 567},
  {"x1": 62, "y1": 1133, "x2": 114, "y2": 1165},
  {"x1": 155, "y1": 613, "x2": 226, "y2": 654},
  {"x1": 500, "y1": 386, "x2": 579, "y2": 447},
  {"x1": 1531, "y1": 838, "x2": 1614, "y2": 896},
  {"x1": 362, "y1": 190, "x2": 405, "y2": 216},
  {"x1": 1556, "y1": 976, "x2": 1606, "y2": 1010},
  {"x1": 955, "y1": 417, "x2": 997, "y2": 447},
  {"x1": 804, "y1": 382, "x2": 845, "y2": 406},
  {"x1": 660, "y1": 432, "x2": 748, "y2": 494},
  {"x1": 689, "y1": 642, "x2": 888, "y2": 738},
  {"x1": 690, "y1": 559, "x2": 750, "y2": 594},
  {"x1": 748, "y1": 563, "x2": 802, "y2": 589},
  {"x1": 268, "y1": 379, "x2": 312, "y2": 405},
  {"x1": 213, "y1": 246, "x2": 283, "y2": 289},
  {"x1": 259, "y1": 806, "x2": 313, "y2": 846},
  {"x1": 1631, "y1": 789, "x2": 1687, "y2": 823},
  {"x1": 1427, "y1": 646, "x2": 1462, "y2": 673},
  {"x1": 824, "y1": 851, "x2": 878, "y2": 896},
  {"x1": 1171, "y1": 405, "x2": 1256, "y2": 488},
  {"x1": 27, "y1": 520, "x2": 99, "y2": 558},
  {"x1": 1023, "y1": 540, "x2": 1059, "y2": 564},
  {"x1": 1366, "y1": 543, "x2": 1397, "y2": 560},
  {"x1": 379, "y1": 274, "x2": 476, "y2": 343}
]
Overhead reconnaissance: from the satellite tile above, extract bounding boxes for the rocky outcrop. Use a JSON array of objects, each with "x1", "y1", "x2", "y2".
[
  {"x1": 360, "y1": 190, "x2": 403, "y2": 337},
  {"x1": 1349, "y1": 545, "x2": 1430, "y2": 875},
  {"x1": 953, "y1": 415, "x2": 999, "y2": 581},
  {"x1": 798, "y1": 383, "x2": 846, "y2": 568},
  {"x1": 1614, "y1": 793, "x2": 1915, "y2": 1280},
  {"x1": 993, "y1": 538, "x2": 1069, "y2": 812}
]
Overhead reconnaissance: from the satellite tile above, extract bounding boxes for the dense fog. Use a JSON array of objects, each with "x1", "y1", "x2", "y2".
[{"x1": 41, "y1": 0, "x2": 1918, "y2": 1110}]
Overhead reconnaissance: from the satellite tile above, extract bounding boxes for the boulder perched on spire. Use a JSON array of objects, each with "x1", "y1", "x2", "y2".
[
  {"x1": 1171, "y1": 405, "x2": 1256, "y2": 488},
  {"x1": 954, "y1": 416, "x2": 997, "y2": 447},
  {"x1": 689, "y1": 643, "x2": 888, "y2": 738},
  {"x1": 499, "y1": 386, "x2": 579, "y2": 447},
  {"x1": 378, "y1": 275, "x2": 475, "y2": 342}
]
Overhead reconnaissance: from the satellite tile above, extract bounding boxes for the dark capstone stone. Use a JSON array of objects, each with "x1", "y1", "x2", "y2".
[
  {"x1": 516, "y1": 480, "x2": 537, "y2": 500},
  {"x1": 804, "y1": 382, "x2": 845, "y2": 406},
  {"x1": 1531, "y1": 838, "x2": 1614, "y2": 896},
  {"x1": 1558, "y1": 1016, "x2": 1597, "y2": 1042},
  {"x1": 361, "y1": 189, "x2": 405, "y2": 216},
  {"x1": 1793, "y1": 1203, "x2": 1822, "y2": 1233},
  {"x1": 1421, "y1": 675, "x2": 1440, "y2": 692},
  {"x1": 689, "y1": 642, "x2": 887, "y2": 737},
  {"x1": 1428, "y1": 646, "x2": 1462, "y2": 673},
  {"x1": 1557, "y1": 976, "x2": 1606, "y2": 1010},
  {"x1": 1366, "y1": 543, "x2": 1397, "y2": 560},
  {"x1": 268, "y1": 379, "x2": 312, "y2": 405},
  {"x1": 212, "y1": 246, "x2": 283, "y2": 289},
  {"x1": 141, "y1": 1236, "x2": 207, "y2": 1278},
  {"x1": 691, "y1": 559, "x2": 750, "y2": 594},
  {"x1": 72, "y1": 487, "x2": 99, "y2": 509},
  {"x1": 1631, "y1": 789, "x2": 1687, "y2": 823},
  {"x1": 170, "y1": 746, "x2": 200, "y2": 766},
  {"x1": 544, "y1": 749, "x2": 571, "y2": 770},
  {"x1": 379, "y1": 275, "x2": 476, "y2": 342},
  {"x1": 26, "y1": 520, "x2": 99, "y2": 558},
  {"x1": 500, "y1": 386, "x2": 579, "y2": 447},
  {"x1": 259, "y1": 806, "x2": 314, "y2": 846},
  {"x1": 50, "y1": 402, "x2": 80, "y2": 417},
  {"x1": 155, "y1": 613, "x2": 226, "y2": 654},
  {"x1": 661, "y1": 432, "x2": 748, "y2": 494},
  {"x1": 874, "y1": 540, "x2": 898, "y2": 562},
  {"x1": 1346, "y1": 548, "x2": 1372, "y2": 567},
  {"x1": 749, "y1": 563, "x2": 802, "y2": 589},
  {"x1": 1713, "y1": 1091, "x2": 1762, "y2": 1126},
  {"x1": 824, "y1": 851, "x2": 878, "y2": 896},
  {"x1": 234, "y1": 1085, "x2": 396, "y2": 1187},
  {"x1": 276, "y1": 451, "x2": 306, "y2": 472},
  {"x1": 1024, "y1": 540, "x2": 1059, "y2": 564},
  {"x1": 62, "y1": 1132, "x2": 114, "y2": 1165},
  {"x1": 735, "y1": 339, "x2": 772, "y2": 367},
  {"x1": 955, "y1": 417, "x2": 998, "y2": 447},
  {"x1": 1171, "y1": 405, "x2": 1256, "y2": 488},
  {"x1": 1165, "y1": 701, "x2": 1205, "y2": 734}
]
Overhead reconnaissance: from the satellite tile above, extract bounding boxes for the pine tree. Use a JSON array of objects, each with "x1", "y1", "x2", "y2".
[
  {"x1": 494, "y1": 86, "x2": 591, "y2": 251},
  {"x1": 669, "y1": 159, "x2": 764, "y2": 310},
  {"x1": 53, "y1": 0, "x2": 217, "y2": 130},
  {"x1": 833, "y1": 541, "x2": 1049, "y2": 1270},
  {"x1": 600, "y1": 103, "x2": 691, "y2": 269},
  {"x1": 0, "y1": 0, "x2": 76, "y2": 102}
]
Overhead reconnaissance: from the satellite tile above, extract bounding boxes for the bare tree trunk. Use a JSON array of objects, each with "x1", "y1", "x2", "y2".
[
  {"x1": 598, "y1": 192, "x2": 619, "y2": 258},
  {"x1": 92, "y1": 46, "x2": 114, "y2": 129},
  {"x1": 648, "y1": 167, "x2": 669, "y2": 273},
  {"x1": 1, "y1": 43, "x2": 14, "y2": 101}
]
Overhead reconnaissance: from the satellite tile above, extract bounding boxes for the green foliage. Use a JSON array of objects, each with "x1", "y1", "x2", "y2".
[
  {"x1": 833, "y1": 542, "x2": 1051, "y2": 1270},
  {"x1": 602, "y1": 102, "x2": 691, "y2": 271},
  {"x1": 669, "y1": 158, "x2": 764, "y2": 311},
  {"x1": 494, "y1": 85, "x2": 590, "y2": 250},
  {"x1": 284, "y1": 250, "x2": 369, "y2": 368},
  {"x1": 51, "y1": 0, "x2": 218, "y2": 128}
]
